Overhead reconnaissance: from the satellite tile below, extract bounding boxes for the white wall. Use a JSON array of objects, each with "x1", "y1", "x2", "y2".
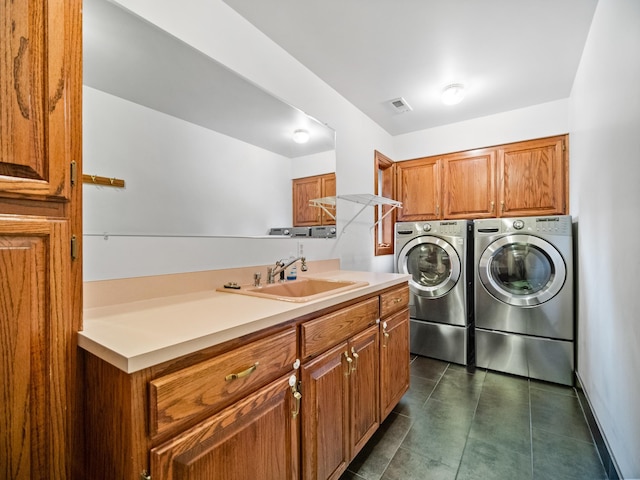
[
  {"x1": 568, "y1": 0, "x2": 640, "y2": 477},
  {"x1": 392, "y1": 99, "x2": 569, "y2": 160}
]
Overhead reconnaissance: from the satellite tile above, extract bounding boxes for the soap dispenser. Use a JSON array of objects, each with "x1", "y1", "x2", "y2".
[{"x1": 287, "y1": 265, "x2": 297, "y2": 281}]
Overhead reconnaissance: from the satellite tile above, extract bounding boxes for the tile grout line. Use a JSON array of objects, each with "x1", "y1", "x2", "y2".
[
  {"x1": 529, "y1": 378, "x2": 535, "y2": 479},
  {"x1": 453, "y1": 366, "x2": 485, "y2": 480}
]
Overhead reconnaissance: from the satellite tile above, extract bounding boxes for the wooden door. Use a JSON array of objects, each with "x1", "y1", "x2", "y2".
[
  {"x1": 348, "y1": 325, "x2": 379, "y2": 458},
  {"x1": 380, "y1": 309, "x2": 410, "y2": 420},
  {"x1": 0, "y1": 0, "x2": 82, "y2": 478},
  {"x1": 320, "y1": 173, "x2": 336, "y2": 225},
  {"x1": 442, "y1": 148, "x2": 497, "y2": 219},
  {"x1": 498, "y1": 135, "x2": 567, "y2": 217},
  {"x1": 396, "y1": 157, "x2": 441, "y2": 221},
  {"x1": 301, "y1": 342, "x2": 350, "y2": 480},
  {"x1": 151, "y1": 374, "x2": 299, "y2": 480},
  {"x1": 293, "y1": 176, "x2": 322, "y2": 226}
]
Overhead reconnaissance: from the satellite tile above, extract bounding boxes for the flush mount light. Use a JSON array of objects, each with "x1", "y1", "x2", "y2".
[
  {"x1": 441, "y1": 83, "x2": 465, "y2": 105},
  {"x1": 292, "y1": 129, "x2": 310, "y2": 144}
]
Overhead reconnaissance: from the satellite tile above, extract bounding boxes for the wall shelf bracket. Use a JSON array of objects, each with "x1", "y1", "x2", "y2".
[{"x1": 310, "y1": 194, "x2": 402, "y2": 232}]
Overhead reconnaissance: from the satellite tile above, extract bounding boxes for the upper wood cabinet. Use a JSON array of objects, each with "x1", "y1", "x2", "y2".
[
  {"x1": 0, "y1": 0, "x2": 78, "y2": 202},
  {"x1": 442, "y1": 148, "x2": 497, "y2": 219},
  {"x1": 394, "y1": 135, "x2": 568, "y2": 222},
  {"x1": 292, "y1": 173, "x2": 336, "y2": 226},
  {"x1": 1, "y1": 1, "x2": 82, "y2": 478},
  {"x1": 498, "y1": 136, "x2": 567, "y2": 217},
  {"x1": 396, "y1": 157, "x2": 441, "y2": 221}
]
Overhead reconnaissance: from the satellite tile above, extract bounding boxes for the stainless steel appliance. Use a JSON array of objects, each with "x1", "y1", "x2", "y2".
[
  {"x1": 310, "y1": 226, "x2": 337, "y2": 238},
  {"x1": 474, "y1": 215, "x2": 574, "y2": 385},
  {"x1": 268, "y1": 227, "x2": 310, "y2": 237},
  {"x1": 395, "y1": 220, "x2": 473, "y2": 365}
]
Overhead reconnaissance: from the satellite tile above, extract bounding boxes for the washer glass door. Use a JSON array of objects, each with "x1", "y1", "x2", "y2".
[
  {"x1": 398, "y1": 236, "x2": 460, "y2": 298},
  {"x1": 479, "y1": 234, "x2": 566, "y2": 306}
]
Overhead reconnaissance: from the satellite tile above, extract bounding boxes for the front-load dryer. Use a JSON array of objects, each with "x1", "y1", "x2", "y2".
[
  {"x1": 395, "y1": 220, "x2": 473, "y2": 365},
  {"x1": 474, "y1": 215, "x2": 574, "y2": 385}
]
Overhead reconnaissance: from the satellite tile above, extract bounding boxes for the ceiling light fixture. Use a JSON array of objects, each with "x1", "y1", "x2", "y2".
[
  {"x1": 292, "y1": 129, "x2": 310, "y2": 144},
  {"x1": 441, "y1": 83, "x2": 465, "y2": 105}
]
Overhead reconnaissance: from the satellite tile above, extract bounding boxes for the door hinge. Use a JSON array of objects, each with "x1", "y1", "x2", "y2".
[
  {"x1": 70, "y1": 160, "x2": 78, "y2": 186},
  {"x1": 71, "y1": 235, "x2": 78, "y2": 260}
]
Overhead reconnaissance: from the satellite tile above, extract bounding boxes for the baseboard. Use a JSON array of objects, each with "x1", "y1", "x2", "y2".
[{"x1": 575, "y1": 372, "x2": 622, "y2": 480}]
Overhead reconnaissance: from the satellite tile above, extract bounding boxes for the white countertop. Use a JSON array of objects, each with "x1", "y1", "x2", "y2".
[{"x1": 78, "y1": 270, "x2": 409, "y2": 373}]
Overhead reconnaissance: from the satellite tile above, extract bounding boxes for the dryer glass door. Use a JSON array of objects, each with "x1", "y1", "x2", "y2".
[
  {"x1": 398, "y1": 237, "x2": 461, "y2": 298},
  {"x1": 478, "y1": 234, "x2": 566, "y2": 306}
]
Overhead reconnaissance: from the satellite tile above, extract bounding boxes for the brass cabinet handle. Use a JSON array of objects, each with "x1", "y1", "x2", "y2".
[
  {"x1": 382, "y1": 321, "x2": 390, "y2": 348},
  {"x1": 289, "y1": 374, "x2": 302, "y2": 418},
  {"x1": 490, "y1": 201, "x2": 495, "y2": 213},
  {"x1": 350, "y1": 347, "x2": 359, "y2": 372},
  {"x1": 393, "y1": 297, "x2": 402, "y2": 304},
  {"x1": 501, "y1": 201, "x2": 505, "y2": 213},
  {"x1": 225, "y1": 362, "x2": 259, "y2": 381},
  {"x1": 343, "y1": 351, "x2": 353, "y2": 376},
  {"x1": 292, "y1": 390, "x2": 302, "y2": 418}
]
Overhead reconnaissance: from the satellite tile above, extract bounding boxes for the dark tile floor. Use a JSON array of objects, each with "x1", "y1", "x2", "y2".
[{"x1": 341, "y1": 356, "x2": 607, "y2": 480}]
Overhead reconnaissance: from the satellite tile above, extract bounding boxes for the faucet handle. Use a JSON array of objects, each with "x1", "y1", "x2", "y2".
[
  {"x1": 253, "y1": 272, "x2": 261, "y2": 287},
  {"x1": 301, "y1": 257, "x2": 308, "y2": 272}
]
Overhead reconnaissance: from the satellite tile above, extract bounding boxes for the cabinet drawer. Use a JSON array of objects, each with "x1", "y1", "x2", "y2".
[
  {"x1": 380, "y1": 284, "x2": 409, "y2": 318},
  {"x1": 150, "y1": 327, "x2": 297, "y2": 437},
  {"x1": 300, "y1": 297, "x2": 379, "y2": 359}
]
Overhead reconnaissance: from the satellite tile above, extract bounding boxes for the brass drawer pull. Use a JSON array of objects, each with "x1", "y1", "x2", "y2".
[
  {"x1": 393, "y1": 297, "x2": 402, "y2": 304},
  {"x1": 225, "y1": 362, "x2": 259, "y2": 381}
]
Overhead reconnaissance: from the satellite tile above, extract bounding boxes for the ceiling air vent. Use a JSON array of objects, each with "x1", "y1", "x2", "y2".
[{"x1": 389, "y1": 97, "x2": 412, "y2": 113}]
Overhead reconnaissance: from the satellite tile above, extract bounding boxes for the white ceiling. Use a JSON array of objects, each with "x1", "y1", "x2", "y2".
[{"x1": 222, "y1": 0, "x2": 599, "y2": 135}]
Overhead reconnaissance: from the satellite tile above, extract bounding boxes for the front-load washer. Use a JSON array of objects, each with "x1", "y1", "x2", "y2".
[
  {"x1": 474, "y1": 215, "x2": 574, "y2": 385},
  {"x1": 395, "y1": 220, "x2": 473, "y2": 365}
]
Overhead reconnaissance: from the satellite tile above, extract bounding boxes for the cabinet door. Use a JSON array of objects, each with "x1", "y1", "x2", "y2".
[
  {"x1": 380, "y1": 309, "x2": 410, "y2": 420},
  {"x1": 498, "y1": 136, "x2": 567, "y2": 217},
  {"x1": 0, "y1": 0, "x2": 78, "y2": 201},
  {"x1": 396, "y1": 157, "x2": 441, "y2": 221},
  {"x1": 0, "y1": 218, "x2": 73, "y2": 479},
  {"x1": 348, "y1": 325, "x2": 379, "y2": 458},
  {"x1": 442, "y1": 148, "x2": 497, "y2": 219},
  {"x1": 151, "y1": 374, "x2": 299, "y2": 480},
  {"x1": 293, "y1": 176, "x2": 322, "y2": 226},
  {"x1": 301, "y1": 342, "x2": 350, "y2": 480},
  {"x1": 320, "y1": 173, "x2": 336, "y2": 225}
]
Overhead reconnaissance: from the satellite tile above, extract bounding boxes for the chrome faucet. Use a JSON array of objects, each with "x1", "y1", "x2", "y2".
[{"x1": 267, "y1": 256, "x2": 307, "y2": 284}]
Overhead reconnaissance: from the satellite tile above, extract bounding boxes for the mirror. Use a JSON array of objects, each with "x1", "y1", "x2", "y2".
[{"x1": 82, "y1": 0, "x2": 336, "y2": 237}]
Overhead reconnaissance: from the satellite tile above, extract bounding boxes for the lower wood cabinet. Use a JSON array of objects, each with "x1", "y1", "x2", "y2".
[
  {"x1": 81, "y1": 283, "x2": 409, "y2": 480},
  {"x1": 380, "y1": 308, "x2": 410, "y2": 419},
  {"x1": 150, "y1": 373, "x2": 299, "y2": 480},
  {"x1": 300, "y1": 324, "x2": 380, "y2": 480}
]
